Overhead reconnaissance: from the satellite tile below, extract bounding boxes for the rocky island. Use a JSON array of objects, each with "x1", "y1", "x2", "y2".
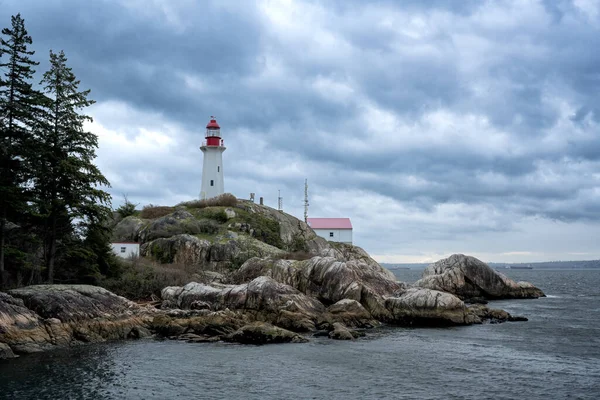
[{"x1": 0, "y1": 197, "x2": 545, "y2": 359}]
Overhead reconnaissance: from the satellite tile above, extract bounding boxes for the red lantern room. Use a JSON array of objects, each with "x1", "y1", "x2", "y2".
[{"x1": 205, "y1": 116, "x2": 223, "y2": 147}]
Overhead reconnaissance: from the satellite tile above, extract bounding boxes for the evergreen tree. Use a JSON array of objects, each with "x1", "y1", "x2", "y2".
[
  {"x1": 0, "y1": 14, "x2": 42, "y2": 285},
  {"x1": 35, "y1": 49, "x2": 111, "y2": 283}
]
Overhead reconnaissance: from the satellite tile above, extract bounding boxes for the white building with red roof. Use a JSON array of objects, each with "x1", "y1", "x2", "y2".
[{"x1": 307, "y1": 218, "x2": 353, "y2": 245}]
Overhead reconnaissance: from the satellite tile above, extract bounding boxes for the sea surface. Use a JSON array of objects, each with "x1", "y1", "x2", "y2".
[{"x1": 1, "y1": 269, "x2": 599, "y2": 400}]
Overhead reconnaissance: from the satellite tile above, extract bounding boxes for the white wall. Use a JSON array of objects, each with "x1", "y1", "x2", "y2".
[
  {"x1": 200, "y1": 146, "x2": 226, "y2": 199},
  {"x1": 313, "y1": 229, "x2": 353, "y2": 244},
  {"x1": 111, "y1": 243, "x2": 140, "y2": 258}
]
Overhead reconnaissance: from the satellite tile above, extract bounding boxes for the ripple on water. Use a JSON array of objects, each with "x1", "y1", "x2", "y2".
[{"x1": 1, "y1": 270, "x2": 600, "y2": 400}]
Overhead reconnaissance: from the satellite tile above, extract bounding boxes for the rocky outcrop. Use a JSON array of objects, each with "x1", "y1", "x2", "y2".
[
  {"x1": 140, "y1": 234, "x2": 285, "y2": 270},
  {"x1": 161, "y1": 277, "x2": 328, "y2": 332},
  {"x1": 233, "y1": 256, "x2": 404, "y2": 320},
  {"x1": 223, "y1": 322, "x2": 308, "y2": 344},
  {"x1": 0, "y1": 285, "x2": 151, "y2": 358},
  {"x1": 415, "y1": 254, "x2": 546, "y2": 300},
  {"x1": 385, "y1": 288, "x2": 475, "y2": 326}
]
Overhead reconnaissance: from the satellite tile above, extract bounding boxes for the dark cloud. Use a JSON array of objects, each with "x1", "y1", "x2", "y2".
[{"x1": 2, "y1": 0, "x2": 599, "y2": 261}]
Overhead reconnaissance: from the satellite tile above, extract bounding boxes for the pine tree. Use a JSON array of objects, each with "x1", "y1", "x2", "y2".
[
  {"x1": 35, "y1": 50, "x2": 111, "y2": 283},
  {"x1": 0, "y1": 14, "x2": 42, "y2": 285}
]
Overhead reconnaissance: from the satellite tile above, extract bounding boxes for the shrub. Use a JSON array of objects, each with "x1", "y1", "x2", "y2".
[
  {"x1": 197, "y1": 219, "x2": 220, "y2": 234},
  {"x1": 140, "y1": 204, "x2": 174, "y2": 219},
  {"x1": 100, "y1": 258, "x2": 195, "y2": 300},
  {"x1": 178, "y1": 193, "x2": 237, "y2": 209}
]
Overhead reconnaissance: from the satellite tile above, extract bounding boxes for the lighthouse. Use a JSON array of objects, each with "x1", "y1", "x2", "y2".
[{"x1": 199, "y1": 116, "x2": 226, "y2": 199}]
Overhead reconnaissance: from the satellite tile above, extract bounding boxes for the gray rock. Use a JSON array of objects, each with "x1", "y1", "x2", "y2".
[
  {"x1": 328, "y1": 322, "x2": 354, "y2": 340},
  {"x1": 223, "y1": 322, "x2": 308, "y2": 344},
  {"x1": 234, "y1": 256, "x2": 402, "y2": 320},
  {"x1": 385, "y1": 288, "x2": 471, "y2": 325},
  {"x1": 161, "y1": 277, "x2": 327, "y2": 332},
  {"x1": 112, "y1": 216, "x2": 146, "y2": 242},
  {"x1": 327, "y1": 299, "x2": 377, "y2": 328},
  {"x1": 224, "y1": 208, "x2": 236, "y2": 219},
  {"x1": 139, "y1": 210, "x2": 202, "y2": 242},
  {"x1": 1, "y1": 285, "x2": 151, "y2": 355},
  {"x1": 415, "y1": 254, "x2": 546, "y2": 300},
  {"x1": 0, "y1": 343, "x2": 16, "y2": 359}
]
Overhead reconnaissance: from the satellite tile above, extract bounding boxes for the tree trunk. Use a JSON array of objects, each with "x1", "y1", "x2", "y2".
[
  {"x1": 0, "y1": 207, "x2": 6, "y2": 288},
  {"x1": 47, "y1": 213, "x2": 57, "y2": 284}
]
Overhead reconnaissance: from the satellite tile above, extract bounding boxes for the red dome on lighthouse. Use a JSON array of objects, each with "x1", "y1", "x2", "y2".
[{"x1": 206, "y1": 117, "x2": 220, "y2": 130}]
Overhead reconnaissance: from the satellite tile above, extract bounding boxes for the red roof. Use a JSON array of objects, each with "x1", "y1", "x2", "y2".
[
  {"x1": 206, "y1": 116, "x2": 220, "y2": 129},
  {"x1": 307, "y1": 218, "x2": 352, "y2": 229}
]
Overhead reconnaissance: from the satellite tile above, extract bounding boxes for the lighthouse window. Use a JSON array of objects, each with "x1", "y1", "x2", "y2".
[
  {"x1": 329, "y1": 232, "x2": 334, "y2": 237},
  {"x1": 217, "y1": 166, "x2": 220, "y2": 172},
  {"x1": 210, "y1": 180, "x2": 214, "y2": 186}
]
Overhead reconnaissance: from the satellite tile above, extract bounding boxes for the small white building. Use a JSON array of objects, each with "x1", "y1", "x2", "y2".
[
  {"x1": 111, "y1": 242, "x2": 140, "y2": 258},
  {"x1": 307, "y1": 218, "x2": 353, "y2": 245}
]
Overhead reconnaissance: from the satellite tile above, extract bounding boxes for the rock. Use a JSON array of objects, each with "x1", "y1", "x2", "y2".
[
  {"x1": 139, "y1": 210, "x2": 201, "y2": 242},
  {"x1": 385, "y1": 288, "x2": 472, "y2": 325},
  {"x1": 8, "y1": 285, "x2": 139, "y2": 322},
  {"x1": 328, "y1": 322, "x2": 355, "y2": 340},
  {"x1": 224, "y1": 208, "x2": 236, "y2": 219},
  {"x1": 161, "y1": 277, "x2": 327, "y2": 332},
  {"x1": 466, "y1": 304, "x2": 527, "y2": 324},
  {"x1": 142, "y1": 233, "x2": 284, "y2": 270},
  {"x1": 1, "y1": 285, "x2": 151, "y2": 356},
  {"x1": 112, "y1": 216, "x2": 146, "y2": 242},
  {"x1": 223, "y1": 322, "x2": 308, "y2": 345},
  {"x1": 0, "y1": 342, "x2": 16, "y2": 359},
  {"x1": 509, "y1": 315, "x2": 528, "y2": 322},
  {"x1": 234, "y1": 256, "x2": 403, "y2": 320},
  {"x1": 189, "y1": 300, "x2": 212, "y2": 310},
  {"x1": 327, "y1": 299, "x2": 377, "y2": 328},
  {"x1": 415, "y1": 254, "x2": 545, "y2": 300}
]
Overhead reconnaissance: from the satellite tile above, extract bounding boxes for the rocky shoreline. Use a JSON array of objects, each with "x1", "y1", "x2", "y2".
[{"x1": 0, "y1": 254, "x2": 544, "y2": 359}]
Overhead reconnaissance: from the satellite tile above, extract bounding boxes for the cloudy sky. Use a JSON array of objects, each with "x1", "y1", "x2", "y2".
[{"x1": 3, "y1": 0, "x2": 600, "y2": 263}]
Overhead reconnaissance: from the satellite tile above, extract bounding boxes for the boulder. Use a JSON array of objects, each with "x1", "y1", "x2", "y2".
[
  {"x1": 328, "y1": 322, "x2": 355, "y2": 340},
  {"x1": 112, "y1": 216, "x2": 146, "y2": 242},
  {"x1": 142, "y1": 233, "x2": 285, "y2": 270},
  {"x1": 415, "y1": 254, "x2": 545, "y2": 300},
  {"x1": 234, "y1": 256, "x2": 403, "y2": 320},
  {"x1": 384, "y1": 288, "x2": 473, "y2": 325},
  {"x1": 0, "y1": 342, "x2": 16, "y2": 359},
  {"x1": 1, "y1": 285, "x2": 151, "y2": 356},
  {"x1": 138, "y1": 209, "x2": 201, "y2": 242},
  {"x1": 161, "y1": 276, "x2": 327, "y2": 332},
  {"x1": 327, "y1": 299, "x2": 377, "y2": 328},
  {"x1": 223, "y1": 322, "x2": 308, "y2": 344}
]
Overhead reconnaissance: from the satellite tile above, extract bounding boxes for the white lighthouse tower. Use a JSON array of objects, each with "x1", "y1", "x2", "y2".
[{"x1": 200, "y1": 116, "x2": 226, "y2": 199}]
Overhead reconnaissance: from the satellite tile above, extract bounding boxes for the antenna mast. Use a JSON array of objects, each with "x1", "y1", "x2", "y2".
[{"x1": 304, "y1": 179, "x2": 309, "y2": 223}]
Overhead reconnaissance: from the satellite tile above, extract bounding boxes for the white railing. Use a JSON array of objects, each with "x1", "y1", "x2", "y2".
[{"x1": 201, "y1": 139, "x2": 224, "y2": 147}]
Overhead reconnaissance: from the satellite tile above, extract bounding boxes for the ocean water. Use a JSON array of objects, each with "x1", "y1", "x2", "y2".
[{"x1": 1, "y1": 269, "x2": 599, "y2": 400}]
